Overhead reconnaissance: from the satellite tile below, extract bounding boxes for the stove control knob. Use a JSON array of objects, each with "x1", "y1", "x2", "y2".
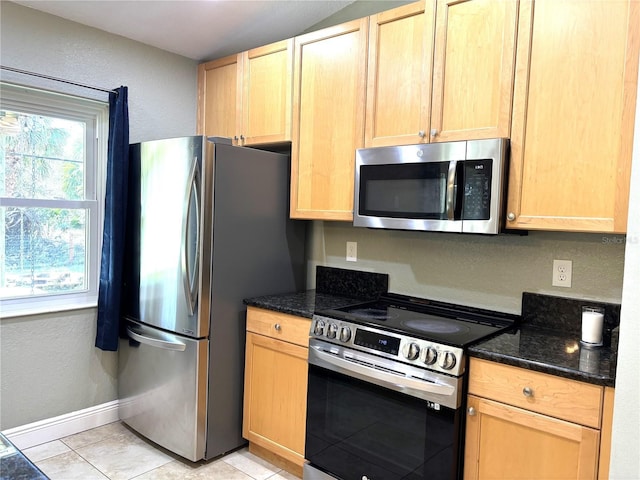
[
  {"x1": 403, "y1": 342, "x2": 420, "y2": 361},
  {"x1": 339, "y1": 326, "x2": 352, "y2": 343},
  {"x1": 439, "y1": 351, "x2": 457, "y2": 370},
  {"x1": 313, "y1": 320, "x2": 325, "y2": 336},
  {"x1": 422, "y1": 347, "x2": 438, "y2": 365},
  {"x1": 327, "y1": 323, "x2": 338, "y2": 339}
]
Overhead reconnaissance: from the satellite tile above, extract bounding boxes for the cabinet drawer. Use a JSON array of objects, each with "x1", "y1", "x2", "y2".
[
  {"x1": 468, "y1": 358, "x2": 603, "y2": 428},
  {"x1": 246, "y1": 306, "x2": 311, "y2": 347}
]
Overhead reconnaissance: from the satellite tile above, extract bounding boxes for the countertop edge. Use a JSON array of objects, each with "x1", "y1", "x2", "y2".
[
  {"x1": 0, "y1": 433, "x2": 48, "y2": 480},
  {"x1": 243, "y1": 290, "x2": 362, "y2": 320},
  {"x1": 243, "y1": 298, "x2": 313, "y2": 319},
  {"x1": 468, "y1": 347, "x2": 615, "y2": 388}
]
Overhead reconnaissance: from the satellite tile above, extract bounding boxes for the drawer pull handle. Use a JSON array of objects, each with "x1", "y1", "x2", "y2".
[
  {"x1": 468, "y1": 407, "x2": 477, "y2": 416},
  {"x1": 274, "y1": 323, "x2": 281, "y2": 331},
  {"x1": 523, "y1": 387, "x2": 534, "y2": 398}
]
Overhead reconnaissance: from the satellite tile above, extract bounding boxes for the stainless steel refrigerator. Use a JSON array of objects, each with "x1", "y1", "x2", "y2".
[{"x1": 118, "y1": 136, "x2": 306, "y2": 461}]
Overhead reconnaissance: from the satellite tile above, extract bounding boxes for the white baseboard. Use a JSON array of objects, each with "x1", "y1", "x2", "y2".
[{"x1": 2, "y1": 400, "x2": 120, "y2": 450}]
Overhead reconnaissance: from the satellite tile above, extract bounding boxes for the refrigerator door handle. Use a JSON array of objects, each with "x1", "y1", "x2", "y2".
[
  {"x1": 181, "y1": 158, "x2": 201, "y2": 317},
  {"x1": 126, "y1": 326, "x2": 187, "y2": 352}
]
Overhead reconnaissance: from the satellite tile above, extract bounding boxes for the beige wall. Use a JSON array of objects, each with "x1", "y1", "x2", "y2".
[
  {"x1": 609, "y1": 66, "x2": 640, "y2": 479},
  {"x1": 0, "y1": 2, "x2": 197, "y2": 430},
  {"x1": 308, "y1": 223, "x2": 625, "y2": 314},
  {"x1": 0, "y1": 310, "x2": 117, "y2": 428},
  {"x1": 0, "y1": 1, "x2": 197, "y2": 144}
]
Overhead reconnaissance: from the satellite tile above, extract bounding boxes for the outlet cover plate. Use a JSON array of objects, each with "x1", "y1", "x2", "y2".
[
  {"x1": 552, "y1": 259, "x2": 572, "y2": 287},
  {"x1": 346, "y1": 241, "x2": 357, "y2": 262}
]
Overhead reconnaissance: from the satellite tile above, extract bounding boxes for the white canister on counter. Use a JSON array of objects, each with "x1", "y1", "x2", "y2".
[{"x1": 581, "y1": 306, "x2": 604, "y2": 346}]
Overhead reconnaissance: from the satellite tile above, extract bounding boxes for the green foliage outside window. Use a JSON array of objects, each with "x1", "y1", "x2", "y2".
[{"x1": 1, "y1": 110, "x2": 87, "y2": 298}]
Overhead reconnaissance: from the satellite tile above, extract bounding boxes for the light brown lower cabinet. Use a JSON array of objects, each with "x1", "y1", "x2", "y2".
[
  {"x1": 464, "y1": 358, "x2": 614, "y2": 480},
  {"x1": 242, "y1": 307, "x2": 311, "y2": 477},
  {"x1": 598, "y1": 387, "x2": 615, "y2": 480},
  {"x1": 464, "y1": 395, "x2": 600, "y2": 479}
]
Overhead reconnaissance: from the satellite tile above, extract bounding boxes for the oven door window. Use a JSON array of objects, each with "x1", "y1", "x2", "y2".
[
  {"x1": 306, "y1": 364, "x2": 461, "y2": 480},
  {"x1": 358, "y1": 162, "x2": 461, "y2": 220}
]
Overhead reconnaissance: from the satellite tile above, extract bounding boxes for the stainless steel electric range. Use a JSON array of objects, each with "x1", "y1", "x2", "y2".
[{"x1": 304, "y1": 293, "x2": 518, "y2": 480}]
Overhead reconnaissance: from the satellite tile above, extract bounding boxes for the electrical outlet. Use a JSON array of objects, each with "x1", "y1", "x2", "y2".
[
  {"x1": 552, "y1": 259, "x2": 572, "y2": 287},
  {"x1": 346, "y1": 241, "x2": 357, "y2": 262}
]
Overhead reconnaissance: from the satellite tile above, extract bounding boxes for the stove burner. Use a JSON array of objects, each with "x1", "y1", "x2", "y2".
[
  {"x1": 349, "y1": 308, "x2": 397, "y2": 321},
  {"x1": 401, "y1": 318, "x2": 470, "y2": 335}
]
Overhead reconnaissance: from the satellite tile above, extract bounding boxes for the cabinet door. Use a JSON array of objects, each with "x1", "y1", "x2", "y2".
[
  {"x1": 464, "y1": 395, "x2": 600, "y2": 480},
  {"x1": 365, "y1": 0, "x2": 436, "y2": 147},
  {"x1": 242, "y1": 332, "x2": 308, "y2": 467},
  {"x1": 290, "y1": 19, "x2": 368, "y2": 220},
  {"x1": 430, "y1": 0, "x2": 518, "y2": 142},
  {"x1": 598, "y1": 387, "x2": 615, "y2": 480},
  {"x1": 197, "y1": 54, "x2": 242, "y2": 143},
  {"x1": 507, "y1": 0, "x2": 640, "y2": 233},
  {"x1": 468, "y1": 358, "x2": 603, "y2": 429},
  {"x1": 242, "y1": 39, "x2": 293, "y2": 145}
]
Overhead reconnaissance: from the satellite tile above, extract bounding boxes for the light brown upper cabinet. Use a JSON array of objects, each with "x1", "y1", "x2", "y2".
[
  {"x1": 290, "y1": 19, "x2": 368, "y2": 220},
  {"x1": 506, "y1": 0, "x2": 640, "y2": 233},
  {"x1": 365, "y1": 1, "x2": 435, "y2": 147},
  {"x1": 197, "y1": 53, "x2": 240, "y2": 142},
  {"x1": 242, "y1": 40, "x2": 293, "y2": 145},
  {"x1": 197, "y1": 39, "x2": 293, "y2": 146},
  {"x1": 365, "y1": 0, "x2": 518, "y2": 147},
  {"x1": 430, "y1": 0, "x2": 518, "y2": 142}
]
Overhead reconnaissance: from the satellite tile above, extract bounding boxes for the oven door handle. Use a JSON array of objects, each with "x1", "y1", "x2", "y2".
[{"x1": 309, "y1": 344, "x2": 456, "y2": 399}]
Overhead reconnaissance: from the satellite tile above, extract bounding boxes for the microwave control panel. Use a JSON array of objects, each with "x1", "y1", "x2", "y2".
[{"x1": 462, "y1": 159, "x2": 492, "y2": 220}]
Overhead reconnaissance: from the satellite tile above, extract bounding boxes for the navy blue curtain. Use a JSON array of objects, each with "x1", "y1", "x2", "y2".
[{"x1": 96, "y1": 86, "x2": 129, "y2": 351}]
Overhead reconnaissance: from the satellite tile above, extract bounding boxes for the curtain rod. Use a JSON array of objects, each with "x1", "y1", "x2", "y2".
[{"x1": 1, "y1": 65, "x2": 118, "y2": 95}]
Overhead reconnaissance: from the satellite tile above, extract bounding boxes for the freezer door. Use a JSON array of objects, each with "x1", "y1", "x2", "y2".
[
  {"x1": 137, "y1": 136, "x2": 211, "y2": 337},
  {"x1": 118, "y1": 321, "x2": 208, "y2": 461}
]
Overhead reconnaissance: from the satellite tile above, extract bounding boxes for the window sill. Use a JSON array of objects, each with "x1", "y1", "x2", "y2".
[{"x1": 0, "y1": 301, "x2": 98, "y2": 320}]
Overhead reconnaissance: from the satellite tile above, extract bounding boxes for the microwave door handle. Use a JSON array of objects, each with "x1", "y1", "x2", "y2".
[{"x1": 446, "y1": 160, "x2": 458, "y2": 220}]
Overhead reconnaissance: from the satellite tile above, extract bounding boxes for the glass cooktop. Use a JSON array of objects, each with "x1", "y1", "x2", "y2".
[{"x1": 315, "y1": 293, "x2": 518, "y2": 348}]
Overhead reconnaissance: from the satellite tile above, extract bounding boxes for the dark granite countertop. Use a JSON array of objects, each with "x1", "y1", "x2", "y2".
[
  {"x1": 468, "y1": 291, "x2": 620, "y2": 388},
  {"x1": 469, "y1": 326, "x2": 616, "y2": 387},
  {"x1": 243, "y1": 289, "x2": 362, "y2": 319},
  {"x1": 0, "y1": 433, "x2": 48, "y2": 479},
  {"x1": 244, "y1": 266, "x2": 390, "y2": 319}
]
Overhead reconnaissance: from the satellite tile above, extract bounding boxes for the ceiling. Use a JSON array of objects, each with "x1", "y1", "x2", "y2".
[{"x1": 10, "y1": 0, "x2": 360, "y2": 62}]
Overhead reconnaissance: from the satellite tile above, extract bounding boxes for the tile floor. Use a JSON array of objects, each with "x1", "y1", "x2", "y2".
[{"x1": 22, "y1": 422, "x2": 296, "y2": 480}]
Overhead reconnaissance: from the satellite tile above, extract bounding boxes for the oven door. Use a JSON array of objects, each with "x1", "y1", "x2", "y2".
[{"x1": 305, "y1": 339, "x2": 463, "y2": 480}]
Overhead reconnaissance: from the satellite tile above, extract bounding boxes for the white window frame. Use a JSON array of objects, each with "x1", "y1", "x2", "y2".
[{"x1": 0, "y1": 82, "x2": 108, "y2": 317}]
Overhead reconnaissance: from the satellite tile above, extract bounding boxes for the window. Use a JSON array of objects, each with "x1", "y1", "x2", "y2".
[{"x1": 0, "y1": 83, "x2": 108, "y2": 316}]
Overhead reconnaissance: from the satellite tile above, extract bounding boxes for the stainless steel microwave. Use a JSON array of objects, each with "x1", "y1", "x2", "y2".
[{"x1": 353, "y1": 138, "x2": 509, "y2": 234}]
